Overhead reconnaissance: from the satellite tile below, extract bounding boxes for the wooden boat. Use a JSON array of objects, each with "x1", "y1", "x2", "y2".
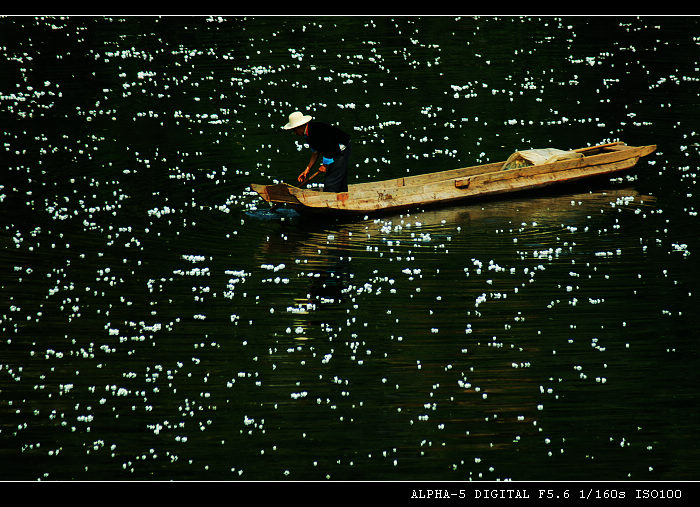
[{"x1": 250, "y1": 142, "x2": 656, "y2": 215}]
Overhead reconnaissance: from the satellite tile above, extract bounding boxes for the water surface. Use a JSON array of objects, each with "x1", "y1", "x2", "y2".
[{"x1": 1, "y1": 16, "x2": 699, "y2": 481}]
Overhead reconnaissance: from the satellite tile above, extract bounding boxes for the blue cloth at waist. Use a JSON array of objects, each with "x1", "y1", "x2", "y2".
[{"x1": 311, "y1": 143, "x2": 349, "y2": 166}]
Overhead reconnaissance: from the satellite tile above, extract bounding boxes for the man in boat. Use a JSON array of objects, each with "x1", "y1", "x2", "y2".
[{"x1": 283, "y1": 111, "x2": 351, "y2": 193}]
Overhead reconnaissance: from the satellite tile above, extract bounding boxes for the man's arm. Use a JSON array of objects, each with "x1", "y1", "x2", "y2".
[{"x1": 298, "y1": 151, "x2": 320, "y2": 183}]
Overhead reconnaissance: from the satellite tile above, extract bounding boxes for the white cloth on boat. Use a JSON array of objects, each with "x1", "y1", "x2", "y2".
[{"x1": 502, "y1": 148, "x2": 582, "y2": 170}]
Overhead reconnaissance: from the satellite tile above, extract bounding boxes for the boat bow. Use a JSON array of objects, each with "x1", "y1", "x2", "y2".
[{"x1": 250, "y1": 183, "x2": 305, "y2": 207}]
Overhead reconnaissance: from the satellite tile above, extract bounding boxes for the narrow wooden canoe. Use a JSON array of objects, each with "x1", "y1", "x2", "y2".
[{"x1": 250, "y1": 142, "x2": 656, "y2": 215}]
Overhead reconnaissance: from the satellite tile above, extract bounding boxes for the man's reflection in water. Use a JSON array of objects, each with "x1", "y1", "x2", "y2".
[{"x1": 256, "y1": 220, "x2": 352, "y2": 322}]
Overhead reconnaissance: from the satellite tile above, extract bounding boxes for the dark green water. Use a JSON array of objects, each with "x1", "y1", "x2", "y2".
[{"x1": 1, "y1": 16, "x2": 699, "y2": 481}]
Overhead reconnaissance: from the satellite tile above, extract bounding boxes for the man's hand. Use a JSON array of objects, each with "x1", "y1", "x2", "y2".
[{"x1": 298, "y1": 168, "x2": 311, "y2": 183}]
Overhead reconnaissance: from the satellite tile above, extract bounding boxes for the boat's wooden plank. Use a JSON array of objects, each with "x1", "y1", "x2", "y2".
[
  {"x1": 348, "y1": 154, "x2": 649, "y2": 212},
  {"x1": 250, "y1": 183, "x2": 301, "y2": 205},
  {"x1": 345, "y1": 145, "x2": 635, "y2": 201},
  {"x1": 460, "y1": 157, "x2": 641, "y2": 198},
  {"x1": 573, "y1": 141, "x2": 625, "y2": 153},
  {"x1": 347, "y1": 142, "x2": 629, "y2": 195},
  {"x1": 399, "y1": 161, "x2": 504, "y2": 187},
  {"x1": 332, "y1": 157, "x2": 643, "y2": 212},
  {"x1": 345, "y1": 165, "x2": 508, "y2": 203},
  {"x1": 454, "y1": 144, "x2": 653, "y2": 189}
]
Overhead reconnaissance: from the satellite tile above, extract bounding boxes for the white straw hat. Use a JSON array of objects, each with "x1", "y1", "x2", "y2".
[{"x1": 283, "y1": 111, "x2": 312, "y2": 130}]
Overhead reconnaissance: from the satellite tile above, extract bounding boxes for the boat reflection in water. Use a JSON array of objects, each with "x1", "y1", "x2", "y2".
[{"x1": 241, "y1": 184, "x2": 662, "y2": 478}]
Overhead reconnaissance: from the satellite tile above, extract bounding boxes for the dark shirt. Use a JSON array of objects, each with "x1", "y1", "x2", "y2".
[{"x1": 305, "y1": 121, "x2": 350, "y2": 158}]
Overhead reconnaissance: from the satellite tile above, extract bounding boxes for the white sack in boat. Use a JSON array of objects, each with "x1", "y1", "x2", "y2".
[{"x1": 502, "y1": 148, "x2": 582, "y2": 170}]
